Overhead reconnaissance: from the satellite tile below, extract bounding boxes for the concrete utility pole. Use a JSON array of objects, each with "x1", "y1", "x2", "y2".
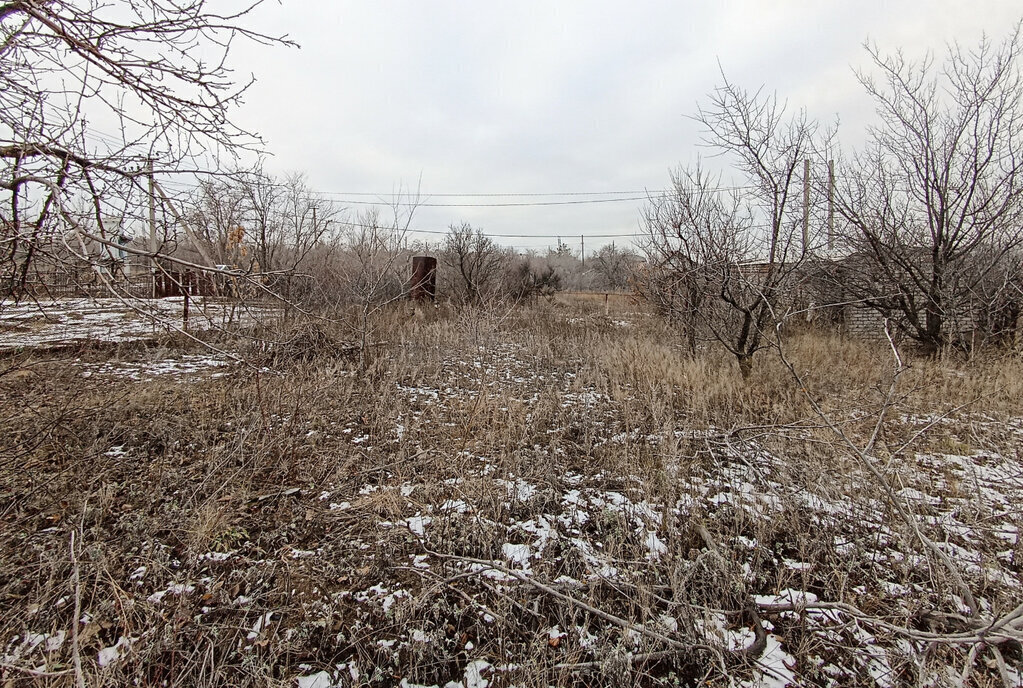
[
  {"x1": 581, "y1": 235, "x2": 584, "y2": 268},
  {"x1": 828, "y1": 159, "x2": 835, "y2": 253},
  {"x1": 802, "y1": 158, "x2": 810, "y2": 253}
]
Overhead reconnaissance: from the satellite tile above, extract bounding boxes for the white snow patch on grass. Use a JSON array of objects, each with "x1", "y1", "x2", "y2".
[{"x1": 98, "y1": 636, "x2": 134, "y2": 668}]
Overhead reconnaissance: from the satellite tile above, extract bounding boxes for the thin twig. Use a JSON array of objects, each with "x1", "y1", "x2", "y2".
[{"x1": 70, "y1": 526, "x2": 86, "y2": 688}]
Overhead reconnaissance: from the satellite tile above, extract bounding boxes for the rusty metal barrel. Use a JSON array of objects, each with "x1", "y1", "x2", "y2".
[{"x1": 410, "y1": 256, "x2": 437, "y2": 302}]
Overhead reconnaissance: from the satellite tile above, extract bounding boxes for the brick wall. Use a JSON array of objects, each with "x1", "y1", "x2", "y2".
[{"x1": 843, "y1": 307, "x2": 887, "y2": 339}]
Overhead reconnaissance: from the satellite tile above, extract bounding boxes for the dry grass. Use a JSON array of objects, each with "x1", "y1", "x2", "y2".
[{"x1": 0, "y1": 300, "x2": 1021, "y2": 686}]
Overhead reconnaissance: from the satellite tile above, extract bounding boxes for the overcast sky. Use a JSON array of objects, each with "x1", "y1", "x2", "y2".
[{"x1": 225, "y1": 1, "x2": 1021, "y2": 253}]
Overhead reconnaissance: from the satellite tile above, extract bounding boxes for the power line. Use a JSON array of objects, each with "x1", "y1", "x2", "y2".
[
  {"x1": 333, "y1": 196, "x2": 654, "y2": 207},
  {"x1": 154, "y1": 176, "x2": 765, "y2": 202},
  {"x1": 342, "y1": 220, "x2": 646, "y2": 239},
  {"x1": 302, "y1": 189, "x2": 664, "y2": 197},
  {"x1": 337, "y1": 219, "x2": 775, "y2": 240},
  {"x1": 312, "y1": 182, "x2": 765, "y2": 198}
]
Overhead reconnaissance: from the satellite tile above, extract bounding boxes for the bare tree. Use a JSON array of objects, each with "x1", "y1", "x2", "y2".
[
  {"x1": 182, "y1": 166, "x2": 339, "y2": 296},
  {"x1": 185, "y1": 176, "x2": 252, "y2": 270},
  {"x1": 1, "y1": 0, "x2": 292, "y2": 296},
  {"x1": 642, "y1": 78, "x2": 821, "y2": 376},
  {"x1": 327, "y1": 188, "x2": 418, "y2": 368},
  {"x1": 441, "y1": 222, "x2": 503, "y2": 305},
  {"x1": 643, "y1": 166, "x2": 769, "y2": 369},
  {"x1": 592, "y1": 243, "x2": 635, "y2": 291},
  {"x1": 244, "y1": 169, "x2": 338, "y2": 302},
  {"x1": 835, "y1": 25, "x2": 1023, "y2": 354}
]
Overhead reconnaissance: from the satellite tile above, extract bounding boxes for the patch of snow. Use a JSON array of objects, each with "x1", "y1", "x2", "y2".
[
  {"x1": 440, "y1": 499, "x2": 469, "y2": 513},
  {"x1": 246, "y1": 612, "x2": 273, "y2": 641},
  {"x1": 147, "y1": 582, "x2": 195, "y2": 604},
  {"x1": 501, "y1": 543, "x2": 533, "y2": 568},
  {"x1": 98, "y1": 636, "x2": 134, "y2": 668},
  {"x1": 495, "y1": 477, "x2": 537, "y2": 502},
  {"x1": 405, "y1": 514, "x2": 432, "y2": 536},
  {"x1": 747, "y1": 633, "x2": 797, "y2": 687},
  {"x1": 297, "y1": 671, "x2": 339, "y2": 688},
  {"x1": 645, "y1": 530, "x2": 667, "y2": 560},
  {"x1": 381, "y1": 589, "x2": 411, "y2": 613}
]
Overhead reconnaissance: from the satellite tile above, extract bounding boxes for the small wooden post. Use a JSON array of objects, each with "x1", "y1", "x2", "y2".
[
  {"x1": 410, "y1": 256, "x2": 437, "y2": 302},
  {"x1": 183, "y1": 282, "x2": 190, "y2": 332}
]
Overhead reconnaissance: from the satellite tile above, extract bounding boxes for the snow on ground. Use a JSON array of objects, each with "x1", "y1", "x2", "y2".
[
  {"x1": 0, "y1": 297, "x2": 277, "y2": 349},
  {"x1": 272, "y1": 344, "x2": 1022, "y2": 684},
  {"x1": 4, "y1": 336, "x2": 1021, "y2": 685},
  {"x1": 292, "y1": 428, "x2": 1021, "y2": 684},
  {"x1": 76, "y1": 353, "x2": 234, "y2": 381}
]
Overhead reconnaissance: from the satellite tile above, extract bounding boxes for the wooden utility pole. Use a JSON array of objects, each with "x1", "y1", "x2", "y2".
[
  {"x1": 827, "y1": 159, "x2": 835, "y2": 253},
  {"x1": 148, "y1": 159, "x2": 157, "y2": 296},
  {"x1": 802, "y1": 158, "x2": 810, "y2": 253}
]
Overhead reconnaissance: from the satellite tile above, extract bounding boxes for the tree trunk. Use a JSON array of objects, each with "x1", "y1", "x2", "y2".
[
  {"x1": 737, "y1": 354, "x2": 754, "y2": 379},
  {"x1": 922, "y1": 264, "x2": 946, "y2": 356}
]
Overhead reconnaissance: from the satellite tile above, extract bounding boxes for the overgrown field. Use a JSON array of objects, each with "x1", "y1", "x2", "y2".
[{"x1": 1, "y1": 296, "x2": 1021, "y2": 687}]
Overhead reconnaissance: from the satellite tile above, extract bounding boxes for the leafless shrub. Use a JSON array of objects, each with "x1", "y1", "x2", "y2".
[{"x1": 440, "y1": 222, "x2": 504, "y2": 306}]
